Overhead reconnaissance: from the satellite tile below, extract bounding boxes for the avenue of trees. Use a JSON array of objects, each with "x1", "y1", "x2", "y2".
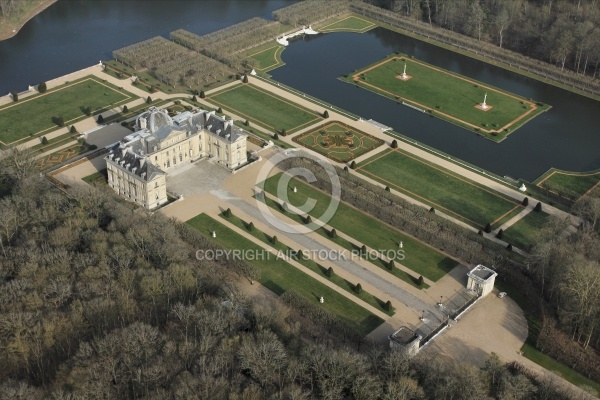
[
  {"x1": 272, "y1": 0, "x2": 353, "y2": 26},
  {"x1": 279, "y1": 155, "x2": 600, "y2": 386}
]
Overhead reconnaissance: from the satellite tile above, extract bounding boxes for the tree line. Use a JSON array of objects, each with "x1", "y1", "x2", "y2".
[{"x1": 366, "y1": 0, "x2": 600, "y2": 81}]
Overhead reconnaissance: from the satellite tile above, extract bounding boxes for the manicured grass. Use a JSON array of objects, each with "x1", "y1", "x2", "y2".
[
  {"x1": 293, "y1": 121, "x2": 383, "y2": 163},
  {"x1": 260, "y1": 173, "x2": 457, "y2": 281},
  {"x1": 260, "y1": 196, "x2": 428, "y2": 289},
  {"x1": 248, "y1": 44, "x2": 286, "y2": 71},
  {"x1": 503, "y1": 211, "x2": 549, "y2": 250},
  {"x1": 342, "y1": 55, "x2": 549, "y2": 141},
  {"x1": 0, "y1": 77, "x2": 134, "y2": 145},
  {"x1": 209, "y1": 84, "x2": 323, "y2": 134},
  {"x1": 536, "y1": 169, "x2": 600, "y2": 199},
  {"x1": 82, "y1": 170, "x2": 108, "y2": 185},
  {"x1": 220, "y1": 211, "x2": 395, "y2": 315},
  {"x1": 187, "y1": 213, "x2": 384, "y2": 336},
  {"x1": 357, "y1": 149, "x2": 521, "y2": 229},
  {"x1": 319, "y1": 15, "x2": 376, "y2": 33}
]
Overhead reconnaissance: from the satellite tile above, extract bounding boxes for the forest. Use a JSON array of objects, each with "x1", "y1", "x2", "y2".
[
  {"x1": 368, "y1": 0, "x2": 600, "y2": 78},
  {"x1": 0, "y1": 152, "x2": 595, "y2": 399}
]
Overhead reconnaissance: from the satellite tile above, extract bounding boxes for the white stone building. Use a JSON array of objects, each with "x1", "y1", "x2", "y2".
[
  {"x1": 466, "y1": 264, "x2": 497, "y2": 297},
  {"x1": 106, "y1": 106, "x2": 248, "y2": 209}
]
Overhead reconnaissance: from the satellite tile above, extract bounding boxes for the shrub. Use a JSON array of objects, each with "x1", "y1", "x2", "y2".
[
  {"x1": 330, "y1": 228, "x2": 337, "y2": 238},
  {"x1": 41, "y1": 136, "x2": 48, "y2": 145},
  {"x1": 97, "y1": 115, "x2": 104, "y2": 124},
  {"x1": 350, "y1": 161, "x2": 356, "y2": 169},
  {"x1": 248, "y1": 222, "x2": 254, "y2": 231},
  {"x1": 305, "y1": 215, "x2": 312, "y2": 224},
  {"x1": 385, "y1": 186, "x2": 390, "y2": 192},
  {"x1": 326, "y1": 267, "x2": 333, "y2": 277},
  {"x1": 391, "y1": 139, "x2": 398, "y2": 148},
  {"x1": 417, "y1": 275, "x2": 424, "y2": 286},
  {"x1": 388, "y1": 259, "x2": 395, "y2": 270},
  {"x1": 522, "y1": 197, "x2": 529, "y2": 206},
  {"x1": 343, "y1": 166, "x2": 349, "y2": 172},
  {"x1": 38, "y1": 82, "x2": 47, "y2": 93},
  {"x1": 123, "y1": 105, "x2": 128, "y2": 113},
  {"x1": 496, "y1": 229, "x2": 504, "y2": 239},
  {"x1": 224, "y1": 208, "x2": 232, "y2": 217},
  {"x1": 323, "y1": 110, "x2": 329, "y2": 118},
  {"x1": 429, "y1": 207, "x2": 435, "y2": 213},
  {"x1": 361, "y1": 244, "x2": 367, "y2": 254},
  {"x1": 191, "y1": 95, "x2": 197, "y2": 102},
  {"x1": 271, "y1": 235, "x2": 278, "y2": 244},
  {"x1": 355, "y1": 283, "x2": 362, "y2": 294},
  {"x1": 146, "y1": 96, "x2": 152, "y2": 104},
  {"x1": 484, "y1": 223, "x2": 491, "y2": 233},
  {"x1": 217, "y1": 107, "x2": 223, "y2": 114},
  {"x1": 242, "y1": 75, "x2": 249, "y2": 83},
  {"x1": 281, "y1": 128, "x2": 287, "y2": 136},
  {"x1": 385, "y1": 300, "x2": 392, "y2": 311},
  {"x1": 534, "y1": 202, "x2": 542, "y2": 212},
  {"x1": 506, "y1": 244, "x2": 513, "y2": 251},
  {"x1": 56, "y1": 116, "x2": 65, "y2": 127},
  {"x1": 89, "y1": 144, "x2": 98, "y2": 150},
  {"x1": 478, "y1": 230, "x2": 483, "y2": 236},
  {"x1": 273, "y1": 133, "x2": 279, "y2": 140},
  {"x1": 200, "y1": 90, "x2": 206, "y2": 98},
  {"x1": 11, "y1": 92, "x2": 18, "y2": 102},
  {"x1": 70, "y1": 125, "x2": 77, "y2": 133},
  {"x1": 245, "y1": 119, "x2": 250, "y2": 126},
  {"x1": 84, "y1": 106, "x2": 92, "y2": 116}
]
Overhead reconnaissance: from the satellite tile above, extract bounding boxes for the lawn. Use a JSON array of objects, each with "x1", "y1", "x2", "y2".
[
  {"x1": 357, "y1": 149, "x2": 522, "y2": 229},
  {"x1": 260, "y1": 173, "x2": 457, "y2": 281},
  {"x1": 503, "y1": 211, "x2": 550, "y2": 251},
  {"x1": 82, "y1": 170, "x2": 108, "y2": 185},
  {"x1": 0, "y1": 77, "x2": 134, "y2": 145},
  {"x1": 187, "y1": 213, "x2": 384, "y2": 336},
  {"x1": 536, "y1": 169, "x2": 600, "y2": 199},
  {"x1": 220, "y1": 211, "x2": 395, "y2": 315},
  {"x1": 319, "y1": 15, "x2": 376, "y2": 33},
  {"x1": 209, "y1": 84, "x2": 323, "y2": 134},
  {"x1": 343, "y1": 55, "x2": 549, "y2": 141},
  {"x1": 293, "y1": 122, "x2": 383, "y2": 163},
  {"x1": 247, "y1": 45, "x2": 286, "y2": 71}
]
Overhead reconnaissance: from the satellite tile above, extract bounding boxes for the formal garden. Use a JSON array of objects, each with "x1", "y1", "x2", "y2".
[
  {"x1": 209, "y1": 83, "x2": 323, "y2": 134},
  {"x1": 341, "y1": 54, "x2": 550, "y2": 141},
  {"x1": 186, "y1": 213, "x2": 384, "y2": 336},
  {"x1": 293, "y1": 122, "x2": 383, "y2": 163},
  {"x1": 259, "y1": 173, "x2": 458, "y2": 282},
  {"x1": 0, "y1": 76, "x2": 134, "y2": 146},
  {"x1": 357, "y1": 148, "x2": 524, "y2": 229}
]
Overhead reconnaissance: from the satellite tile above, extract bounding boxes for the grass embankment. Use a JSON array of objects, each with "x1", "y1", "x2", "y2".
[
  {"x1": 260, "y1": 173, "x2": 457, "y2": 282},
  {"x1": 293, "y1": 121, "x2": 383, "y2": 163},
  {"x1": 186, "y1": 213, "x2": 384, "y2": 336},
  {"x1": 342, "y1": 55, "x2": 549, "y2": 141},
  {"x1": 503, "y1": 211, "x2": 550, "y2": 250},
  {"x1": 220, "y1": 211, "x2": 395, "y2": 315},
  {"x1": 357, "y1": 148, "x2": 522, "y2": 229},
  {"x1": 0, "y1": 76, "x2": 134, "y2": 145},
  {"x1": 318, "y1": 15, "x2": 376, "y2": 33},
  {"x1": 209, "y1": 84, "x2": 323, "y2": 134},
  {"x1": 535, "y1": 169, "x2": 600, "y2": 199},
  {"x1": 246, "y1": 44, "x2": 286, "y2": 72}
]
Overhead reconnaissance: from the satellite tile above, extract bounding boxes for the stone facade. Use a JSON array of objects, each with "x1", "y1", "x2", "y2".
[
  {"x1": 466, "y1": 264, "x2": 497, "y2": 297},
  {"x1": 106, "y1": 107, "x2": 248, "y2": 209}
]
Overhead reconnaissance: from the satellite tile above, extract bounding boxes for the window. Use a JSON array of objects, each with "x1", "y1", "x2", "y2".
[
  {"x1": 173, "y1": 157, "x2": 176, "y2": 165},
  {"x1": 179, "y1": 154, "x2": 183, "y2": 162}
]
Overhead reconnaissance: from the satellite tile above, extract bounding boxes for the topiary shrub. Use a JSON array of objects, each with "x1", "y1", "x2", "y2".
[
  {"x1": 417, "y1": 275, "x2": 424, "y2": 286},
  {"x1": 248, "y1": 222, "x2": 254, "y2": 231},
  {"x1": 271, "y1": 235, "x2": 278, "y2": 244},
  {"x1": 273, "y1": 133, "x2": 279, "y2": 140},
  {"x1": 388, "y1": 259, "x2": 395, "y2": 270},
  {"x1": 245, "y1": 119, "x2": 250, "y2": 126},
  {"x1": 305, "y1": 215, "x2": 312, "y2": 224},
  {"x1": 146, "y1": 96, "x2": 152, "y2": 104},
  {"x1": 70, "y1": 125, "x2": 77, "y2": 133},
  {"x1": 429, "y1": 207, "x2": 435, "y2": 213},
  {"x1": 41, "y1": 136, "x2": 48, "y2": 145},
  {"x1": 11, "y1": 92, "x2": 18, "y2": 102},
  {"x1": 281, "y1": 128, "x2": 287, "y2": 136},
  {"x1": 38, "y1": 82, "x2": 47, "y2": 93},
  {"x1": 522, "y1": 197, "x2": 529, "y2": 206},
  {"x1": 350, "y1": 161, "x2": 356, "y2": 169},
  {"x1": 385, "y1": 300, "x2": 392, "y2": 311},
  {"x1": 391, "y1": 139, "x2": 398, "y2": 148},
  {"x1": 56, "y1": 116, "x2": 65, "y2": 127},
  {"x1": 534, "y1": 202, "x2": 542, "y2": 212},
  {"x1": 326, "y1": 267, "x2": 333, "y2": 277},
  {"x1": 97, "y1": 115, "x2": 104, "y2": 124},
  {"x1": 330, "y1": 228, "x2": 337, "y2": 238},
  {"x1": 323, "y1": 110, "x2": 329, "y2": 118},
  {"x1": 496, "y1": 229, "x2": 504, "y2": 239},
  {"x1": 385, "y1": 186, "x2": 390, "y2": 192},
  {"x1": 242, "y1": 75, "x2": 249, "y2": 83},
  {"x1": 361, "y1": 244, "x2": 367, "y2": 254},
  {"x1": 343, "y1": 166, "x2": 349, "y2": 172},
  {"x1": 484, "y1": 223, "x2": 491, "y2": 233},
  {"x1": 355, "y1": 283, "x2": 362, "y2": 294},
  {"x1": 506, "y1": 244, "x2": 513, "y2": 251}
]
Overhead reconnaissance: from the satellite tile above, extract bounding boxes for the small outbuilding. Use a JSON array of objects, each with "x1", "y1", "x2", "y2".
[{"x1": 466, "y1": 264, "x2": 497, "y2": 297}]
